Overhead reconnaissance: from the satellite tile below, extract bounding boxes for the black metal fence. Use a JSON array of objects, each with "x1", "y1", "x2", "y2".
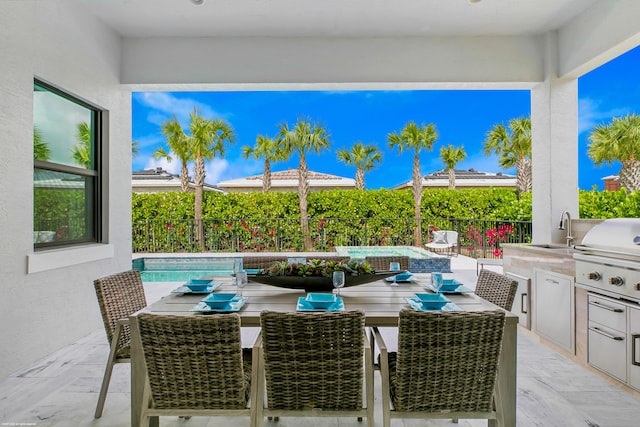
[{"x1": 132, "y1": 217, "x2": 532, "y2": 259}]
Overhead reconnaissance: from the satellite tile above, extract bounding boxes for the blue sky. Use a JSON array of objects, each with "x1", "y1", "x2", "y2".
[{"x1": 132, "y1": 46, "x2": 640, "y2": 191}]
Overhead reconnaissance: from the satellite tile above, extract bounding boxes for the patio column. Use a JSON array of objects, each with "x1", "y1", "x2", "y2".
[{"x1": 531, "y1": 31, "x2": 579, "y2": 244}]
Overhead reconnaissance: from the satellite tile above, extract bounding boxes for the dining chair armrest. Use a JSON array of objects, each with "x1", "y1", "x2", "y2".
[
  {"x1": 117, "y1": 318, "x2": 129, "y2": 327},
  {"x1": 371, "y1": 327, "x2": 387, "y2": 357}
]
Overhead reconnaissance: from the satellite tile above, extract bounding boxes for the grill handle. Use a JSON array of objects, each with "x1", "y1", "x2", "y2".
[
  {"x1": 574, "y1": 244, "x2": 639, "y2": 258},
  {"x1": 633, "y1": 334, "x2": 640, "y2": 367},
  {"x1": 589, "y1": 300, "x2": 624, "y2": 313},
  {"x1": 589, "y1": 326, "x2": 624, "y2": 341}
]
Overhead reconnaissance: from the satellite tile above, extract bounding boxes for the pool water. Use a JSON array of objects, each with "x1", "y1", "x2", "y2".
[
  {"x1": 134, "y1": 257, "x2": 239, "y2": 282},
  {"x1": 335, "y1": 245, "x2": 434, "y2": 259},
  {"x1": 334, "y1": 246, "x2": 451, "y2": 273}
]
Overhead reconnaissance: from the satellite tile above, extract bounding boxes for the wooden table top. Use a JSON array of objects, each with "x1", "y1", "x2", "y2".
[{"x1": 144, "y1": 275, "x2": 518, "y2": 327}]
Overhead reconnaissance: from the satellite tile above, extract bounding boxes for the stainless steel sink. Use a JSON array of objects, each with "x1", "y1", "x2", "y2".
[{"x1": 529, "y1": 243, "x2": 574, "y2": 251}]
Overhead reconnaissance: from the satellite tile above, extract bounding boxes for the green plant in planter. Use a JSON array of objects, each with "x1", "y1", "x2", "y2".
[{"x1": 261, "y1": 259, "x2": 374, "y2": 278}]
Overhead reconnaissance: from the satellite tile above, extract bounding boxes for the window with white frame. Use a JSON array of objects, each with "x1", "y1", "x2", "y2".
[{"x1": 33, "y1": 79, "x2": 106, "y2": 248}]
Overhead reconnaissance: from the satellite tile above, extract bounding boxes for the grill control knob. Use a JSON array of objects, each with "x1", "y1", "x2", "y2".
[
  {"x1": 588, "y1": 272, "x2": 601, "y2": 281},
  {"x1": 609, "y1": 276, "x2": 624, "y2": 287}
]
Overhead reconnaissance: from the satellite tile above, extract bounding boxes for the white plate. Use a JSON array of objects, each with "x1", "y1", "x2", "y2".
[
  {"x1": 172, "y1": 282, "x2": 222, "y2": 294},
  {"x1": 190, "y1": 296, "x2": 248, "y2": 313},
  {"x1": 423, "y1": 282, "x2": 473, "y2": 294},
  {"x1": 297, "y1": 296, "x2": 345, "y2": 312},
  {"x1": 405, "y1": 297, "x2": 462, "y2": 312}
]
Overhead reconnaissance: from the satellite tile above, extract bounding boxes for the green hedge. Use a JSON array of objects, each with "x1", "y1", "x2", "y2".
[{"x1": 132, "y1": 188, "x2": 534, "y2": 222}]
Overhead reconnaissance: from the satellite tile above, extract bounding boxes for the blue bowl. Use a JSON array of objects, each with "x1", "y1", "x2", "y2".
[
  {"x1": 414, "y1": 293, "x2": 450, "y2": 310},
  {"x1": 201, "y1": 293, "x2": 237, "y2": 308},
  {"x1": 439, "y1": 279, "x2": 462, "y2": 292},
  {"x1": 185, "y1": 279, "x2": 213, "y2": 292},
  {"x1": 395, "y1": 271, "x2": 412, "y2": 281},
  {"x1": 305, "y1": 293, "x2": 337, "y2": 309}
]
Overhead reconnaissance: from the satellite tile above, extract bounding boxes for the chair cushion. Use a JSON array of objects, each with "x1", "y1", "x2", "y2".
[{"x1": 433, "y1": 231, "x2": 448, "y2": 244}]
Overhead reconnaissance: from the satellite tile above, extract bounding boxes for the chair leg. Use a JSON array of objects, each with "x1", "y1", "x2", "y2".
[{"x1": 95, "y1": 326, "x2": 122, "y2": 418}]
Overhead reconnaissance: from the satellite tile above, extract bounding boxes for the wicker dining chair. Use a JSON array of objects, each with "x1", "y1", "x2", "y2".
[
  {"x1": 365, "y1": 256, "x2": 410, "y2": 272},
  {"x1": 93, "y1": 269, "x2": 148, "y2": 418},
  {"x1": 475, "y1": 269, "x2": 518, "y2": 311},
  {"x1": 136, "y1": 313, "x2": 257, "y2": 426},
  {"x1": 256, "y1": 310, "x2": 374, "y2": 427},
  {"x1": 374, "y1": 309, "x2": 506, "y2": 427}
]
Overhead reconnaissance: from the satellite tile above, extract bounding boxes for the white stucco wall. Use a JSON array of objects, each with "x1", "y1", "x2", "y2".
[{"x1": 0, "y1": 1, "x2": 131, "y2": 380}]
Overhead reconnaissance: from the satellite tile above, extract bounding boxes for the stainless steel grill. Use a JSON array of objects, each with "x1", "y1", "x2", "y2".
[{"x1": 574, "y1": 218, "x2": 640, "y2": 303}]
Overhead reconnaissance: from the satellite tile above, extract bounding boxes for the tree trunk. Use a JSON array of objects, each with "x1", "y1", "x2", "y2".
[
  {"x1": 620, "y1": 159, "x2": 640, "y2": 191},
  {"x1": 448, "y1": 168, "x2": 455, "y2": 189},
  {"x1": 516, "y1": 157, "x2": 532, "y2": 194},
  {"x1": 180, "y1": 161, "x2": 189, "y2": 192},
  {"x1": 263, "y1": 160, "x2": 271, "y2": 192},
  {"x1": 412, "y1": 154, "x2": 423, "y2": 247},
  {"x1": 355, "y1": 167, "x2": 365, "y2": 190},
  {"x1": 298, "y1": 159, "x2": 311, "y2": 251},
  {"x1": 194, "y1": 157, "x2": 205, "y2": 250}
]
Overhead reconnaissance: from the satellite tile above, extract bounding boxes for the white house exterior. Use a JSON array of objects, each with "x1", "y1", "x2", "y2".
[
  {"x1": 2, "y1": 0, "x2": 640, "y2": 381},
  {"x1": 132, "y1": 167, "x2": 225, "y2": 193},
  {"x1": 217, "y1": 169, "x2": 356, "y2": 192},
  {"x1": 392, "y1": 169, "x2": 517, "y2": 190}
]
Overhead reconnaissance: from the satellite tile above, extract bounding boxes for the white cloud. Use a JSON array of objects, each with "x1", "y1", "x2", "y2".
[
  {"x1": 205, "y1": 158, "x2": 230, "y2": 185},
  {"x1": 578, "y1": 97, "x2": 629, "y2": 134},
  {"x1": 133, "y1": 92, "x2": 225, "y2": 127},
  {"x1": 144, "y1": 156, "x2": 182, "y2": 175}
]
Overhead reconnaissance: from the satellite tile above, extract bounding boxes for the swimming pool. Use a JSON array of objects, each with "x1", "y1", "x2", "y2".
[
  {"x1": 133, "y1": 257, "x2": 240, "y2": 282},
  {"x1": 334, "y1": 246, "x2": 451, "y2": 273}
]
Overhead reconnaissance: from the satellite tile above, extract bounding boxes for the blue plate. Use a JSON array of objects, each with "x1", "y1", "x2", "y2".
[
  {"x1": 191, "y1": 296, "x2": 248, "y2": 313},
  {"x1": 172, "y1": 282, "x2": 221, "y2": 294},
  {"x1": 297, "y1": 296, "x2": 344, "y2": 312},
  {"x1": 405, "y1": 297, "x2": 462, "y2": 312},
  {"x1": 423, "y1": 282, "x2": 472, "y2": 294},
  {"x1": 385, "y1": 274, "x2": 414, "y2": 283}
]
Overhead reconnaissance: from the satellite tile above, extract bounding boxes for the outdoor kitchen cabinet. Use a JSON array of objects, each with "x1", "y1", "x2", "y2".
[
  {"x1": 534, "y1": 269, "x2": 575, "y2": 353},
  {"x1": 629, "y1": 306, "x2": 640, "y2": 391}
]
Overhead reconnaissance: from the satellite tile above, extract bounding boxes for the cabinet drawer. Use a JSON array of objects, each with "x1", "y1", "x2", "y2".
[
  {"x1": 588, "y1": 321, "x2": 626, "y2": 382},
  {"x1": 588, "y1": 294, "x2": 626, "y2": 332}
]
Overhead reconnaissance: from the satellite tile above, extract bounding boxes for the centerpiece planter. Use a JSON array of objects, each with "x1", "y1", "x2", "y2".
[
  {"x1": 247, "y1": 271, "x2": 397, "y2": 292},
  {"x1": 247, "y1": 259, "x2": 397, "y2": 292}
]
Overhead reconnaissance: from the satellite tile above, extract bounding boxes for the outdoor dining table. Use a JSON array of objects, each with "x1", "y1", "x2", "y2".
[{"x1": 129, "y1": 275, "x2": 518, "y2": 427}]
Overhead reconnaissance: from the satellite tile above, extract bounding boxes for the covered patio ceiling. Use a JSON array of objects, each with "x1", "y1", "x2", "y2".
[
  {"x1": 80, "y1": 0, "x2": 596, "y2": 38},
  {"x1": 74, "y1": 0, "x2": 640, "y2": 243}
]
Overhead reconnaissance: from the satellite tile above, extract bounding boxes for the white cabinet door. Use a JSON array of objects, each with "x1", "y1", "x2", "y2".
[
  {"x1": 629, "y1": 307, "x2": 640, "y2": 392},
  {"x1": 534, "y1": 269, "x2": 575, "y2": 353}
]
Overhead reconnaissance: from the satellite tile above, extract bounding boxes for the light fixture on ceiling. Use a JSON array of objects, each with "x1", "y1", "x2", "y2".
[
  {"x1": 468, "y1": 0, "x2": 483, "y2": 4},
  {"x1": 191, "y1": 0, "x2": 205, "y2": 5}
]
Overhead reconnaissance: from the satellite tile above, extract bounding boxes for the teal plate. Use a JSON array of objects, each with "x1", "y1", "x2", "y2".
[
  {"x1": 172, "y1": 282, "x2": 222, "y2": 294},
  {"x1": 297, "y1": 296, "x2": 345, "y2": 312},
  {"x1": 423, "y1": 282, "x2": 472, "y2": 294},
  {"x1": 405, "y1": 297, "x2": 462, "y2": 312}
]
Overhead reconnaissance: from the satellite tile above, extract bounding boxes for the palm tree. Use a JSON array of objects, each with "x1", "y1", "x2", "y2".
[
  {"x1": 33, "y1": 125, "x2": 50, "y2": 161},
  {"x1": 336, "y1": 142, "x2": 382, "y2": 190},
  {"x1": 189, "y1": 108, "x2": 236, "y2": 249},
  {"x1": 241, "y1": 134, "x2": 282, "y2": 192},
  {"x1": 440, "y1": 145, "x2": 467, "y2": 189},
  {"x1": 154, "y1": 116, "x2": 191, "y2": 192},
  {"x1": 72, "y1": 121, "x2": 92, "y2": 168},
  {"x1": 278, "y1": 118, "x2": 330, "y2": 251},
  {"x1": 483, "y1": 116, "x2": 532, "y2": 194},
  {"x1": 388, "y1": 121, "x2": 438, "y2": 247},
  {"x1": 588, "y1": 113, "x2": 640, "y2": 192}
]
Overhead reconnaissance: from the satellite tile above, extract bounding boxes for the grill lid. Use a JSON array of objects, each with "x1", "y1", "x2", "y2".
[{"x1": 577, "y1": 218, "x2": 640, "y2": 256}]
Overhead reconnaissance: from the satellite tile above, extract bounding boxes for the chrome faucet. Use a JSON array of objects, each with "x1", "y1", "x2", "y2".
[{"x1": 558, "y1": 211, "x2": 574, "y2": 247}]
